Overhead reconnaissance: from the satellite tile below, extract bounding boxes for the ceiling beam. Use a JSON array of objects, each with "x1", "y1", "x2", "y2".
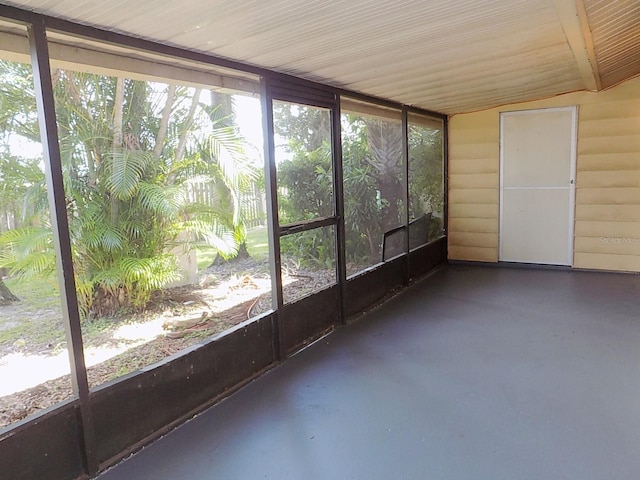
[
  {"x1": 551, "y1": 0, "x2": 602, "y2": 91},
  {"x1": 0, "y1": 30, "x2": 260, "y2": 95}
]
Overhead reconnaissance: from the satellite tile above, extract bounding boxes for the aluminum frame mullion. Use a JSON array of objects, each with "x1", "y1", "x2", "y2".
[
  {"x1": 28, "y1": 19, "x2": 97, "y2": 475},
  {"x1": 332, "y1": 101, "x2": 347, "y2": 325},
  {"x1": 443, "y1": 116, "x2": 449, "y2": 242},
  {"x1": 261, "y1": 78, "x2": 284, "y2": 360},
  {"x1": 402, "y1": 107, "x2": 410, "y2": 285},
  {"x1": 279, "y1": 216, "x2": 336, "y2": 236}
]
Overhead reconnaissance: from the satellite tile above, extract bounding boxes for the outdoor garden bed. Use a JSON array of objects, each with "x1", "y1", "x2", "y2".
[{"x1": 0, "y1": 255, "x2": 341, "y2": 429}]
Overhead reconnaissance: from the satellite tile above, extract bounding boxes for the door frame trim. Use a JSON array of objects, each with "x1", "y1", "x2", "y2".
[{"x1": 499, "y1": 106, "x2": 578, "y2": 265}]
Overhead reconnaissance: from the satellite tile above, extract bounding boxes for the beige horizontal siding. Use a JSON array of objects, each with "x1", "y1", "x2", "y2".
[
  {"x1": 448, "y1": 245, "x2": 498, "y2": 262},
  {"x1": 448, "y1": 218, "x2": 498, "y2": 234},
  {"x1": 573, "y1": 78, "x2": 640, "y2": 271},
  {"x1": 447, "y1": 112, "x2": 500, "y2": 262},
  {"x1": 578, "y1": 154, "x2": 640, "y2": 172},
  {"x1": 449, "y1": 158, "x2": 497, "y2": 174},
  {"x1": 448, "y1": 173, "x2": 498, "y2": 189},
  {"x1": 574, "y1": 221, "x2": 640, "y2": 238},
  {"x1": 563, "y1": 80, "x2": 640, "y2": 270},
  {"x1": 575, "y1": 237, "x2": 640, "y2": 256},
  {"x1": 574, "y1": 252, "x2": 640, "y2": 272},
  {"x1": 448, "y1": 232, "x2": 497, "y2": 248},
  {"x1": 578, "y1": 117, "x2": 640, "y2": 138},
  {"x1": 575, "y1": 205, "x2": 640, "y2": 222},
  {"x1": 448, "y1": 75, "x2": 640, "y2": 272},
  {"x1": 449, "y1": 203, "x2": 498, "y2": 220},
  {"x1": 577, "y1": 169, "x2": 640, "y2": 186},
  {"x1": 577, "y1": 188, "x2": 640, "y2": 205},
  {"x1": 447, "y1": 124, "x2": 498, "y2": 143},
  {"x1": 451, "y1": 112, "x2": 499, "y2": 129},
  {"x1": 578, "y1": 135, "x2": 640, "y2": 155},
  {"x1": 449, "y1": 188, "x2": 499, "y2": 204},
  {"x1": 449, "y1": 143, "x2": 498, "y2": 161},
  {"x1": 579, "y1": 101, "x2": 640, "y2": 121},
  {"x1": 574, "y1": 79, "x2": 640, "y2": 271}
]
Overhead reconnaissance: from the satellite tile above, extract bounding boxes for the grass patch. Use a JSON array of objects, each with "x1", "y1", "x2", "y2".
[
  {"x1": 0, "y1": 277, "x2": 65, "y2": 349},
  {"x1": 196, "y1": 226, "x2": 269, "y2": 270},
  {"x1": 246, "y1": 226, "x2": 269, "y2": 259},
  {"x1": 195, "y1": 245, "x2": 216, "y2": 271},
  {"x1": 0, "y1": 316, "x2": 66, "y2": 350},
  {"x1": 4, "y1": 277, "x2": 61, "y2": 310},
  {"x1": 81, "y1": 315, "x2": 117, "y2": 338}
]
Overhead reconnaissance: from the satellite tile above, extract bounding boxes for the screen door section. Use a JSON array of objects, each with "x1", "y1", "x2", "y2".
[
  {"x1": 272, "y1": 100, "x2": 337, "y2": 304},
  {"x1": 500, "y1": 107, "x2": 576, "y2": 265}
]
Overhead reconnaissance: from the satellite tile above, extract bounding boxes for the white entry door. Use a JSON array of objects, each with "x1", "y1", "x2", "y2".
[{"x1": 499, "y1": 107, "x2": 577, "y2": 265}]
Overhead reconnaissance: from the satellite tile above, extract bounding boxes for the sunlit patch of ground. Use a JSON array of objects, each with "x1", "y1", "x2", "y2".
[
  {"x1": 0, "y1": 317, "x2": 170, "y2": 396},
  {"x1": 0, "y1": 256, "x2": 345, "y2": 427},
  {"x1": 0, "y1": 350, "x2": 70, "y2": 396}
]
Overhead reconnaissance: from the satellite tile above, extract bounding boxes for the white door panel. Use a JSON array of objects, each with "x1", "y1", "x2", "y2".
[
  {"x1": 501, "y1": 189, "x2": 571, "y2": 265},
  {"x1": 500, "y1": 107, "x2": 576, "y2": 266}
]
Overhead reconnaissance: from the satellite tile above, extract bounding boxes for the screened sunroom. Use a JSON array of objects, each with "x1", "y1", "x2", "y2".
[{"x1": 0, "y1": 1, "x2": 639, "y2": 479}]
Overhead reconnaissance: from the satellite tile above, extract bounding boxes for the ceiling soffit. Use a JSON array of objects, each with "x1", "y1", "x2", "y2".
[{"x1": 0, "y1": 1, "x2": 638, "y2": 114}]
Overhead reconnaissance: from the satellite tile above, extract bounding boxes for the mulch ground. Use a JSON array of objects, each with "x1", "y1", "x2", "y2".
[
  {"x1": 0, "y1": 257, "x2": 342, "y2": 429},
  {"x1": 0, "y1": 297, "x2": 261, "y2": 428}
]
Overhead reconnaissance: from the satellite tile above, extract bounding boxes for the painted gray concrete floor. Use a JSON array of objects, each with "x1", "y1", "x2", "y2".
[{"x1": 98, "y1": 265, "x2": 640, "y2": 480}]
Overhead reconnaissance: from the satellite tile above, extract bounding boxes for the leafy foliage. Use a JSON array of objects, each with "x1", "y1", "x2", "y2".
[
  {"x1": 277, "y1": 141, "x2": 333, "y2": 224},
  {"x1": 0, "y1": 61, "x2": 261, "y2": 317},
  {"x1": 273, "y1": 103, "x2": 336, "y2": 267},
  {"x1": 274, "y1": 106, "x2": 443, "y2": 270},
  {"x1": 408, "y1": 122, "x2": 445, "y2": 238},
  {"x1": 341, "y1": 114, "x2": 407, "y2": 266}
]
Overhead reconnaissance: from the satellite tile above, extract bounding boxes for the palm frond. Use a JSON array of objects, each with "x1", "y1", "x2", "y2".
[
  {"x1": 0, "y1": 226, "x2": 56, "y2": 278},
  {"x1": 200, "y1": 221, "x2": 238, "y2": 259},
  {"x1": 208, "y1": 125, "x2": 259, "y2": 190},
  {"x1": 100, "y1": 224, "x2": 126, "y2": 251},
  {"x1": 104, "y1": 149, "x2": 152, "y2": 200},
  {"x1": 137, "y1": 181, "x2": 186, "y2": 217},
  {"x1": 118, "y1": 254, "x2": 181, "y2": 291}
]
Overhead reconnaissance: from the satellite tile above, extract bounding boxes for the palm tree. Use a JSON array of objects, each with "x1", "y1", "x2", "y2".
[
  {"x1": 364, "y1": 118, "x2": 404, "y2": 230},
  {"x1": 0, "y1": 63, "x2": 258, "y2": 317},
  {"x1": 195, "y1": 96, "x2": 260, "y2": 264}
]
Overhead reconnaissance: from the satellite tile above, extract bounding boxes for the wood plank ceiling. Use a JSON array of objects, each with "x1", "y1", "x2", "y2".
[{"x1": 1, "y1": 0, "x2": 639, "y2": 114}]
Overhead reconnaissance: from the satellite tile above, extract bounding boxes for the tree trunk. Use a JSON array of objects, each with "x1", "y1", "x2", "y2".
[
  {"x1": 110, "y1": 77, "x2": 126, "y2": 224},
  {"x1": 210, "y1": 241, "x2": 250, "y2": 266},
  {"x1": 0, "y1": 277, "x2": 19, "y2": 303},
  {"x1": 365, "y1": 119, "x2": 404, "y2": 230},
  {"x1": 112, "y1": 77, "x2": 124, "y2": 148},
  {"x1": 210, "y1": 90, "x2": 234, "y2": 125},
  {"x1": 88, "y1": 286, "x2": 130, "y2": 318},
  {"x1": 174, "y1": 88, "x2": 203, "y2": 165},
  {"x1": 236, "y1": 241, "x2": 250, "y2": 260},
  {"x1": 153, "y1": 83, "x2": 176, "y2": 160},
  {"x1": 168, "y1": 88, "x2": 202, "y2": 186},
  {"x1": 365, "y1": 228, "x2": 379, "y2": 259},
  {"x1": 378, "y1": 176, "x2": 403, "y2": 228}
]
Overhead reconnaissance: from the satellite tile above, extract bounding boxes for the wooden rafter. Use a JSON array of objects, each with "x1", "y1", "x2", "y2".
[{"x1": 551, "y1": 0, "x2": 602, "y2": 91}]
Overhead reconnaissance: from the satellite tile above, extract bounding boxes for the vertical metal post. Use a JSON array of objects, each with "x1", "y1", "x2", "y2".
[
  {"x1": 28, "y1": 19, "x2": 97, "y2": 475},
  {"x1": 402, "y1": 107, "x2": 410, "y2": 285},
  {"x1": 332, "y1": 98, "x2": 347, "y2": 324},
  {"x1": 442, "y1": 116, "x2": 449, "y2": 246},
  {"x1": 260, "y1": 77, "x2": 284, "y2": 360}
]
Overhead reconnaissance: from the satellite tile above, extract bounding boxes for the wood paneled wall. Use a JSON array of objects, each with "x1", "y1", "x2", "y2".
[{"x1": 448, "y1": 76, "x2": 640, "y2": 272}]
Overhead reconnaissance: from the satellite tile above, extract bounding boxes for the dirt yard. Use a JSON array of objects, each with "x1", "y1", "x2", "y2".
[{"x1": 0, "y1": 257, "x2": 337, "y2": 428}]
